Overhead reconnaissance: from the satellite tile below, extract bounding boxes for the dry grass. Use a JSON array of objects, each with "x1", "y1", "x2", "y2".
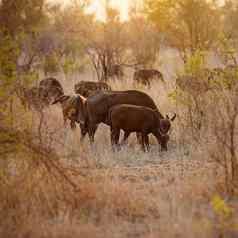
[{"x1": 1, "y1": 74, "x2": 238, "y2": 238}]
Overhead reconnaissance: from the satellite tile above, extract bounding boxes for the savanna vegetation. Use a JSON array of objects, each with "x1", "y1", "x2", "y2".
[{"x1": 0, "y1": 0, "x2": 238, "y2": 237}]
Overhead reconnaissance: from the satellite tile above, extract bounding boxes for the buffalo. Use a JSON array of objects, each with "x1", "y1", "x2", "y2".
[
  {"x1": 74, "y1": 81, "x2": 112, "y2": 98},
  {"x1": 108, "y1": 104, "x2": 176, "y2": 151},
  {"x1": 52, "y1": 94, "x2": 85, "y2": 131},
  {"x1": 39, "y1": 77, "x2": 64, "y2": 104},
  {"x1": 133, "y1": 69, "x2": 164, "y2": 86},
  {"x1": 39, "y1": 77, "x2": 63, "y2": 91},
  {"x1": 75, "y1": 90, "x2": 169, "y2": 144}
]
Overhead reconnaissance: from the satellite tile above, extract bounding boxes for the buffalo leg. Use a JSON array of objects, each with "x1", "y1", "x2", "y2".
[
  {"x1": 70, "y1": 120, "x2": 77, "y2": 130},
  {"x1": 110, "y1": 127, "x2": 114, "y2": 146},
  {"x1": 111, "y1": 127, "x2": 120, "y2": 150},
  {"x1": 113, "y1": 129, "x2": 120, "y2": 146},
  {"x1": 136, "y1": 133, "x2": 143, "y2": 146},
  {"x1": 160, "y1": 134, "x2": 169, "y2": 151},
  {"x1": 145, "y1": 135, "x2": 150, "y2": 151},
  {"x1": 88, "y1": 125, "x2": 97, "y2": 144},
  {"x1": 121, "y1": 131, "x2": 130, "y2": 145},
  {"x1": 146, "y1": 80, "x2": 151, "y2": 88},
  {"x1": 141, "y1": 134, "x2": 147, "y2": 152},
  {"x1": 153, "y1": 131, "x2": 169, "y2": 151},
  {"x1": 79, "y1": 123, "x2": 87, "y2": 143}
]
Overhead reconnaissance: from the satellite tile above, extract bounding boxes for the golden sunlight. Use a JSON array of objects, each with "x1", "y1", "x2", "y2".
[
  {"x1": 89, "y1": 0, "x2": 130, "y2": 21},
  {"x1": 53, "y1": 0, "x2": 131, "y2": 21}
]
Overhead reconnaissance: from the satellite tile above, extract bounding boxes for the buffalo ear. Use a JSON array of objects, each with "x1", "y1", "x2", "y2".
[{"x1": 171, "y1": 113, "x2": 177, "y2": 122}]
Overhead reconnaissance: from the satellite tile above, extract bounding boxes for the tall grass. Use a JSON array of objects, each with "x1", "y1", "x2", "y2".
[{"x1": 0, "y1": 73, "x2": 237, "y2": 238}]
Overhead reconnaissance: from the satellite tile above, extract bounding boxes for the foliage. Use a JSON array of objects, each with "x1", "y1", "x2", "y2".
[
  {"x1": 0, "y1": 0, "x2": 48, "y2": 157},
  {"x1": 211, "y1": 195, "x2": 238, "y2": 235},
  {"x1": 43, "y1": 53, "x2": 60, "y2": 75},
  {"x1": 145, "y1": 0, "x2": 221, "y2": 62},
  {"x1": 127, "y1": 16, "x2": 161, "y2": 68},
  {"x1": 50, "y1": 1, "x2": 91, "y2": 67},
  {"x1": 85, "y1": 6, "x2": 128, "y2": 81},
  {"x1": 0, "y1": 34, "x2": 20, "y2": 80},
  {"x1": 212, "y1": 195, "x2": 233, "y2": 219},
  {"x1": 216, "y1": 33, "x2": 238, "y2": 65},
  {"x1": 0, "y1": 0, "x2": 46, "y2": 36},
  {"x1": 184, "y1": 50, "x2": 206, "y2": 76},
  {"x1": 222, "y1": 0, "x2": 238, "y2": 48}
]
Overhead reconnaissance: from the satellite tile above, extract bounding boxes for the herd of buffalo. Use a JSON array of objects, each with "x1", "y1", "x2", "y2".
[
  {"x1": 17, "y1": 64, "x2": 238, "y2": 151},
  {"x1": 17, "y1": 69, "x2": 175, "y2": 152}
]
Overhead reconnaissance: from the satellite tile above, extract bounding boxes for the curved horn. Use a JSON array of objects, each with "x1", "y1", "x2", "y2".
[
  {"x1": 170, "y1": 113, "x2": 177, "y2": 121},
  {"x1": 51, "y1": 97, "x2": 62, "y2": 105},
  {"x1": 51, "y1": 95, "x2": 69, "y2": 105}
]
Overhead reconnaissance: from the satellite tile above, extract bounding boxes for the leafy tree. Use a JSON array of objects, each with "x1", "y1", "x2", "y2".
[
  {"x1": 145, "y1": 0, "x2": 221, "y2": 62},
  {"x1": 48, "y1": 1, "x2": 92, "y2": 75},
  {"x1": 85, "y1": 6, "x2": 128, "y2": 81},
  {"x1": 0, "y1": 0, "x2": 45, "y2": 36},
  {"x1": 0, "y1": 0, "x2": 47, "y2": 129},
  {"x1": 223, "y1": 0, "x2": 238, "y2": 42},
  {"x1": 220, "y1": 1, "x2": 238, "y2": 65},
  {"x1": 0, "y1": 0, "x2": 47, "y2": 79},
  {"x1": 127, "y1": 15, "x2": 161, "y2": 69}
]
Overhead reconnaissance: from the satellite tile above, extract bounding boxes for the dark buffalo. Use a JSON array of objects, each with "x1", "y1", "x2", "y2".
[
  {"x1": 75, "y1": 90, "x2": 170, "y2": 145},
  {"x1": 52, "y1": 95, "x2": 84, "y2": 130},
  {"x1": 74, "y1": 81, "x2": 112, "y2": 98},
  {"x1": 133, "y1": 69, "x2": 164, "y2": 86},
  {"x1": 108, "y1": 104, "x2": 176, "y2": 151},
  {"x1": 39, "y1": 77, "x2": 64, "y2": 104},
  {"x1": 39, "y1": 77, "x2": 63, "y2": 90}
]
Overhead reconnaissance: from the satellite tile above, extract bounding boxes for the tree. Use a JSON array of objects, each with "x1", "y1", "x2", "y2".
[
  {"x1": 0, "y1": 0, "x2": 47, "y2": 78},
  {"x1": 145, "y1": 0, "x2": 221, "y2": 62},
  {"x1": 0, "y1": 0, "x2": 48, "y2": 115},
  {"x1": 223, "y1": 0, "x2": 238, "y2": 41},
  {"x1": 0, "y1": 0, "x2": 45, "y2": 37},
  {"x1": 85, "y1": 6, "x2": 128, "y2": 81},
  {"x1": 220, "y1": 0, "x2": 238, "y2": 65},
  {"x1": 127, "y1": 14, "x2": 161, "y2": 69},
  {"x1": 47, "y1": 1, "x2": 93, "y2": 75}
]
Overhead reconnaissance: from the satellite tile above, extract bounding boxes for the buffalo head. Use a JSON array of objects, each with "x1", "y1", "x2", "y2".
[{"x1": 159, "y1": 113, "x2": 176, "y2": 135}]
